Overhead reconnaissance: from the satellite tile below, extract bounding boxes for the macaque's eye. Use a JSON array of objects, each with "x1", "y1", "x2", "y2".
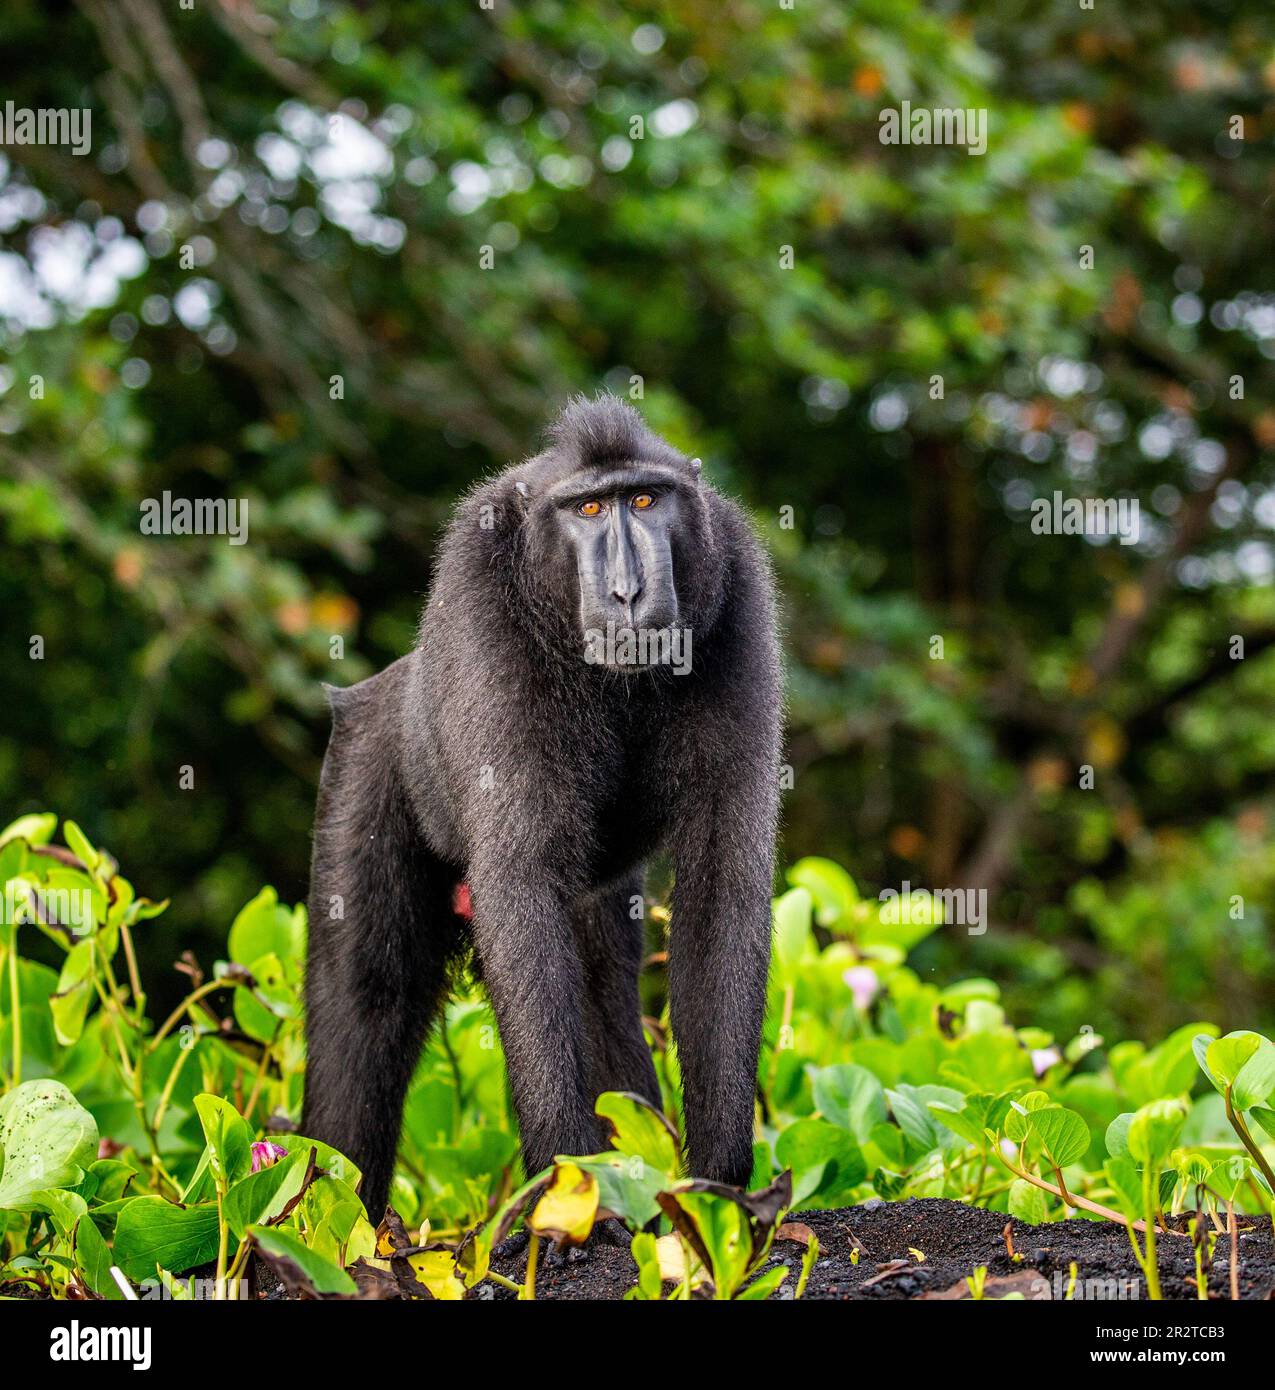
[
  {"x1": 577, "y1": 500, "x2": 604, "y2": 518},
  {"x1": 631, "y1": 493, "x2": 656, "y2": 511}
]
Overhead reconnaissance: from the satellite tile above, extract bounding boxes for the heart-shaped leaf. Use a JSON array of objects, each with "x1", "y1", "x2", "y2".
[
  {"x1": 1028, "y1": 1106, "x2": 1091, "y2": 1169},
  {"x1": 0, "y1": 1079, "x2": 98, "y2": 1211}
]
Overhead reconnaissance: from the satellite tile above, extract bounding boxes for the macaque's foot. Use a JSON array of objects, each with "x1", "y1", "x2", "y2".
[
  {"x1": 543, "y1": 1241, "x2": 589, "y2": 1268},
  {"x1": 544, "y1": 1217, "x2": 632, "y2": 1265},
  {"x1": 593, "y1": 1217, "x2": 633, "y2": 1249},
  {"x1": 493, "y1": 1229, "x2": 529, "y2": 1260},
  {"x1": 497, "y1": 1217, "x2": 631, "y2": 1266}
]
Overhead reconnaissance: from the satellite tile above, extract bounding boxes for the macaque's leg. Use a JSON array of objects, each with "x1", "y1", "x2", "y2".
[
  {"x1": 572, "y1": 874, "x2": 661, "y2": 1108},
  {"x1": 468, "y1": 860, "x2": 602, "y2": 1179},
  {"x1": 668, "y1": 770, "x2": 776, "y2": 1187},
  {"x1": 303, "y1": 676, "x2": 461, "y2": 1218}
]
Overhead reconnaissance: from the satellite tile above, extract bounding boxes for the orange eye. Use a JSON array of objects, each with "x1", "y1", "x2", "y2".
[
  {"x1": 632, "y1": 493, "x2": 655, "y2": 510},
  {"x1": 578, "y1": 500, "x2": 603, "y2": 518}
]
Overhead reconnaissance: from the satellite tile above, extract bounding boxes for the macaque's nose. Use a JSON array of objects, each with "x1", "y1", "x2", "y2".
[{"x1": 611, "y1": 581, "x2": 643, "y2": 611}]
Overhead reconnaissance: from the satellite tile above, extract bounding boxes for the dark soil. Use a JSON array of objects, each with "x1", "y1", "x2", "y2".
[
  {"x1": 485, "y1": 1198, "x2": 1275, "y2": 1301},
  {"x1": 7, "y1": 1197, "x2": 1269, "y2": 1302}
]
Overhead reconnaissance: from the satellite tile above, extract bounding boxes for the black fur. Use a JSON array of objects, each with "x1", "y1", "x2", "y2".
[{"x1": 302, "y1": 395, "x2": 782, "y2": 1217}]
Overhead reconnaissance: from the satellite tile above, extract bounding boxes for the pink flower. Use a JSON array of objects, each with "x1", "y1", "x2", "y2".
[
  {"x1": 251, "y1": 1140, "x2": 288, "y2": 1173},
  {"x1": 843, "y1": 966, "x2": 880, "y2": 1011},
  {"x1": 1031, "y1": 1047, "x2": 1062, "y2": 1077}
]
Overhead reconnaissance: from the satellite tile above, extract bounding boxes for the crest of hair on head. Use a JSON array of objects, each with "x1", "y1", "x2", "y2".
[{"x1": 547, "y1": 394, "x2": 688, "y2": 473}]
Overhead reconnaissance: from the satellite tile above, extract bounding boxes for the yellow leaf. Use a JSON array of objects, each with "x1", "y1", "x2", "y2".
[
  {"x1": 408, "y1": 1249, "x2": 466, "y2": 1301},
  {"x1": 653, "y1": 1234, "x2": 707, "y2": 1287},
  {"x1": 526, "y1": 1162, "x2": 599, "y2": 1246}
]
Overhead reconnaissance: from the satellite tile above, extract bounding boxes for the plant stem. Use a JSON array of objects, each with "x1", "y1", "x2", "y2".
[
  {"x1": 1227, "y1": 1201, "x2": 1239, "y2": 1301},
  {"x1": 994, "y1": 1147, "x2": 1150, "y2": 1231},
  {"x1": 439, "y1": 1011, "x2": 465, "y2": 1138},
  {"x1": 214, "y1": 1191, "x2": 229, "y2": 1301},
  {"x1": 120, "y1": 923, "x2": 144, "y2": 1011},
  {"x1": 91, "y1": 973, "x2": 136, "y2": 1084},
  {"x1": 1141, "y1": 1163, "x2": 1162, "y2": 1300},
  {"x1": 766, "y1": 984, "x2": 795, "y2": 1096},
  {"x1": 227, "y1": 1237, "x2": 253, "y2": 1301},
  {"x1": 149, "y1": 979, "x2": 227, "y2": 1051},
  {"x1": 1224, "y1": 1091, "x2": 1275, "y2": 1193},
  {"x1": 8, "y1": 941, "x2": 21, "y2": 1088},
  {"x1": 152, "y1": 1038, "x2": 196, "y2": 1134},
  {"x1": 485, "y1": 1269, "x2": 522, "y2": 1293},
  {"x1": 521, "y1": 1234, "x2": 539, "y2": 1300},
  {"x1": 242, "y1": 1026, "x2": 278, "y2": 1124}
]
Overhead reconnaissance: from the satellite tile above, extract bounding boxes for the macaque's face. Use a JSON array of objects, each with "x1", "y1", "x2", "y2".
[{"x1": 546, "y1": 466, "x2": 690, "y2": 668}]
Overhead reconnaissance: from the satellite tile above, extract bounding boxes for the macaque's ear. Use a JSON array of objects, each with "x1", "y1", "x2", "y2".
[
  {"x1": 513, "y1": 479, "x2": 531, "y2": 513},
  {"x1": 690, "y1": 457, "x2": 703, "y2": 478}
]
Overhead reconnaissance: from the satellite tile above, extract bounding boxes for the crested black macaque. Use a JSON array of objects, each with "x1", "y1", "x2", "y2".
[{"x1": 302, "y1": 395, "x2": 782, "y2": 1222}]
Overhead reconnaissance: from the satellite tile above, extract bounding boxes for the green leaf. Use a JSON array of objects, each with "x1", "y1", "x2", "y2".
[
  {"x1": 664, "y1": 1190, "x2": 753, "y2": 1298},
  {"x1": 74, "y1": 1214, "x2": 123, "y2": 1299},
  {"x1": 1193, "y1": 1033, "x2": 1220, "y2": 1087},
  {"x1": 1004, "y1": 1090, "x2": 1052, "y2": 1143},
  {"x1": 1028, "y1": 1107, "x2": 1091, "y2": 1168},
  {"x1": 785, "y1": 858, "x2": 858, "y2": 929},
  {"x1": 737, "y1": 1265, "x2": 789, "y2": 1300},
  {"x1": 596, "y1": 1090, "x2": 679, "y2": 1177},
  {"x1": 927, "y1": 1102, "x2": 983, "y2": 1148},
  {"x1": 228, "y1": 887, "x2": 304, "y2": 971},
  {"x1": 224, "y1": 1149, "x2": 312, "y2": 1244},
  {"x1": 193, "y1": 1094, "x2": 253, "y2": 1190},
  {"x1": 1105, "y1": 1112, "x2": 1133, "y2": 1158},
  {"x1": 49, "y1": 939, "x2": 96, "y2": 1045},
  {"x1": 113, "y1": 1198, "x2": 221, "y2": 1281},
  {"x1": 273, "y1": 1134, "x2": 362, "y2": 1192},
  {"x1": 26, "y1": 1186, "x2": 87, "y2": 1237},
  {"x1": 0, "y1": 813, "x2": 57, "y2": 848},
  {"x1": 1206, "y1": 1032, "x2": 1275, "y2": 1112},
  {"x1": 772, "y1": 886, "x2": 814, "y2": 976},
  {"x1": 250, "y1": 1225, "x2": 356, "y2": 1295},
  {"x1": 0, "y1": 1079, "x2": 99, "y2": 1210},
  {"x1": 938, "y1": 979, "x2": 1000, "y2": 1012},
  {"x1": 1205, "y1": 1031, "x2": 1259, "y2": 1086},
  {"x1": 1206, "y1": 1155, "x2": 1251, "y2": 1202},
  {"x1": 1103, "y1": 1155, "x2": 1143, "y2": 1222},
  {"x1": 1250, "y1": 1107, "x2": 1275, "y2": 1142},
  {"x1": 775, "y1": 1118, "x2": 865, "y2": 1204},
  {"x1": 88, "y1": 1158, "x2": 138, "y2": 1203},
  {"x1": 863, "y1": 888, "x2": 943, "y2": 952},
  {"x1": 888, "y1": 1083, "x2": 965, "y2": 1153},
  {"x1": 230, "y1": 952, "x2": 294, "y2": 1043},
  {"x1": 1127, "y1": 1100, "x2": 1187, "y2": 1168},
  {"x1": 303, "y1": 1176, "x2": 370, "y2": 1267},
  {"x1": 1130, "y1": 1023, "x2": 1214, "y2": 1103},
  {"x1": 929, "y1": 1092, "x2": 1012, "y2": 1149},
  {"x1": 941, "y1": 1031, "x2": 1033, "y2": 1093},
  {"x1": 627, "y1": 1230, "x2": 663, "y2": 1300},
  {"x1": 62, "y1": 820, "x2": 100, "y2": 876},
  {"x1": 571, "y1": 1152, "x2": 667, "y2": 1228},
  {"x1": 810, "y1": 1063, "x2": 886, "y2": 1144},
  {"x1": 1008, "y1": 1178, "x2": 1048, "y2": 1224},
  {"x1": 965, "y1": 1000, "x2": 1006, "y2": 1033}
]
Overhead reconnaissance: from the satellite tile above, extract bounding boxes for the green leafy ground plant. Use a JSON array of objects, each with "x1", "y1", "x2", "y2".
[{"x1": 3, "y1": 817, "x2": 1274, "y2": 1300}]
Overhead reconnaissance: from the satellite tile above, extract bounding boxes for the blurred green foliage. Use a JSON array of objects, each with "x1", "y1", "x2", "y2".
[{"x1": 2, "y1": 0, "x2": 1274, "y2": 1038}]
